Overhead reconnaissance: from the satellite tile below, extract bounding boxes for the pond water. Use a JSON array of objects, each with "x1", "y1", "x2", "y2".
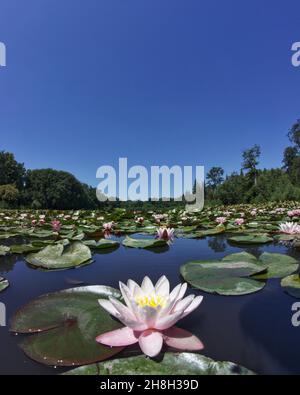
[{"x1": 0, "y1": 234, "x2": 300, "y2": 375}]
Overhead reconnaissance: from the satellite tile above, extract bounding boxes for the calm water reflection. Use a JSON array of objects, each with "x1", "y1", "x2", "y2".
[{"x1": 0, "y1": 235, "x2": 299, "y2": 375}]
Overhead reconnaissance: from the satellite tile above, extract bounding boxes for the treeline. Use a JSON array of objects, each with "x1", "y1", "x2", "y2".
[
  {"x1": 0, "y1": 153, "x2": 183, "y2": 210},
  {"x1": 1, "y1": 119, "x2": 300, "y2": 209},
  {"x1": 204, "y1": 119, "x2": 300, "y2": 204}
]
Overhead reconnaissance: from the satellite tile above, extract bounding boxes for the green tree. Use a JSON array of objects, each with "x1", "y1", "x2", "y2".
[
  {"x1": 0, "y1": 151, "x2": 25, "y2": 189},
  {"x1": 282, "y1": 146, "x2": 298, "y2": 174},
  {"x1": 242, "y1": 144, "x2": 261, "y2": 185},
  {"x1": 206, "y1": 167, "x2": 224, "y2": 188},
  {"x1": 23, "y1": 169, "x2": 95, "y2": 209},
  {"x1": 288, "y1": 119, "x2": 300, "y2": 149},
  {"x1": 0, "y1": 184, "x2": 19, "y2": 207}
]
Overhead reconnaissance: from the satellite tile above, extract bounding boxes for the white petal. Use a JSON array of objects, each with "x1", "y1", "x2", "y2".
[
  {"x1": 108, "y1": 297, "x2": 136, "y2": 321},
  {"x1": 182, "y1": 295, "x2": 203, "y2": 318},
  {"x1": 155, "y1": 311, "x2": 183, "y2": 330},
  {"x1": 98, "y1": 299, "x2": 120, "y2": 319},
  {"x1": 127, "y1": 279, "x2": 139, "y2": 293},
  {"x1": 119, "y1": 281, "x2": 133, "y2": 307},
  {"x1": 155, "y1": 275, "x2": 170, "y2": 296},
  {"x1": 141, "y1": 276, "x2": 154, "y2": 293},
  {"x1": 172, "y1": 294, "x2": 195, "y2": 314}
]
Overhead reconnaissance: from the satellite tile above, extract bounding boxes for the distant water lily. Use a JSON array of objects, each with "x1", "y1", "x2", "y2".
[
  {"x1": 51, "y1": 220, "x2": 61, "y2": 232},
  {"x1": 235, "y1": 218, "x2": 245, "y2": 226},
  {"x1": 288, "y1": 210, "x2": 300, "y2": 218},
  {"x1": 96, "y1": 276, "x2": 204, "y2": 357},
  {"x1": 279, "y1": 222, "x2": 300, "y2": 235},
  {"x1": 153, "y1": 213, "x2": 167, "y2": 223},
  {"x1": 216, "y1": 217, "x2": 226, "y2": 224},
  {"x1": 103, "y1": 222, "x2": 114, "y2": 231},
  {"x1": 135, "y1": 217, "x2": 144, "y2": 225},
  {"x1": 156, "y1": 227, "x2": 175, "y2": 241}
]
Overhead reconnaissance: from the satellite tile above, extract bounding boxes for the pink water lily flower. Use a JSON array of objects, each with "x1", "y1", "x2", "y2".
[
  {"x1": 96, "y1": 276, "x2": 204, "y2": 358},
  {"x1": 216, "y1": 217, "x2": 226, "y2": 224},
  {"x1": 279, "y1": 222, "x2": 300, "y2": 234},
  {"x1": 51, "y1": 220, "x2": 61, "y2": 232},
  {"x1": 136, "y1": 217, "x2": 144, "y2": 224},
  {"x1": 156, "y1": 227, "x2": 174, "y2": 241},
  {"x1": 103, "y1": 222, "x2": 114, "y2": 231},
  {"x1": 235, "y1": 218, "x2": 245, "y2": 226}
]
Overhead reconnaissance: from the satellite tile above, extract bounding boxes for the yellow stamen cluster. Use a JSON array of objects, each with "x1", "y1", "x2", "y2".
[{"x1": 136, "y1": 294, "x2": 166, "y2": 308}]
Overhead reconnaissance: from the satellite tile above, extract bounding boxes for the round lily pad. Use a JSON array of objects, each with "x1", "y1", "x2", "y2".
[
  {"x1": 25, "y1": 242, "x2": 92, "y2": 270},
  {"x1": 83, "y1": 239, "x2": 119, "y2": 250},
  {"x1": 228, "y1": 234, "x2": 273, "y2": 245},
  {"x1": 122, "y1": 236, "x2": 168, "y2": 249},
  {"x1": 63, "y1": 352, "x2": 254, "y2": 375},
  {"x1": 10, "y1": 285, "x2": 124, "y2": 366},
  {"x1": 180, "y1": 260, "x2": 266, "y2": 296},
  {"x1": 281, "y1": 275, "x2": 300, "y2": 298},
  {"x1": 10, "y1": 244, "x2": 41, "y2": 254},
  {"x1": 0, "y1": 245, "x2": 10, "y2": 256},
  {"x1": 0, "y1": 277, "x2": 9, "y2": 292},
  {"x1": 253, "y1": 252, "x2": 299, "y2": 280}
]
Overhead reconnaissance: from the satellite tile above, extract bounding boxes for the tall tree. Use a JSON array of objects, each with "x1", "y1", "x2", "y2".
[
  {"x1": 206, "y1": 167, "x2": 224, "y2": 189},
  {"x1": 282, "y1": 146, "x2": 298, "y2": 174},
  {"x1": 242, "y1": 144, "x2": 261, "y2": 185},
  {"x1": 0, "y1": 151, "x2": 25, "y2": 189},
  {"x1": 288, "y1": 119, "x2": 300, "y2": 149}
]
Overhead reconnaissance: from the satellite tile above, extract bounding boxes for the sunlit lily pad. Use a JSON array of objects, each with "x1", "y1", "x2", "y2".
[
  {"x1": 281, "y1": 275, "x2": 300, "y2": 298},
  {"x1": 228, "y1": 234, "x2": 273, "y2": 245},
  {"x1": 180, "y1": 258, "x2": 266, "y2": 296},
  {"x1": 83, "y1": 239, "x2": 119, "y2": 250},
  {"x1": 252, "y1": 253, "x2": 299, "y2": 280},
  {"x1": 0, "y1": 245, "x2": 10, "y2": 256},
  {"x1": 122, "y1": 236, "x2": 168, "y2": 249},
  {"x1": 63, "y1": 352, "x2": 254, "y2": 375},
  {"x1": 0, "y1": 277, "x2": 9, "y2": 292},
  {"x1": 10, "y1": 244, "x2": 41, "y2": 254},
  {"x1": 25, "y1": 242, "x2": 92, "y2": 270},
  {"x1": 10, "y1": 285, "x2": 124, "y2": 366}
]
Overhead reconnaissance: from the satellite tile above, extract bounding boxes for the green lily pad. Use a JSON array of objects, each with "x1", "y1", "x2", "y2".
[
  {"x1": 10, "y1": 285, "x2": 124, "y2": 366},
  {"x1": 25, "y1": 242, "x2": 92, "y2": 270},
  {"x1": 0, "y1": 233, "x2": 17, "y2": 239},
  {"x1": 10, "y1": 244, "x2": 41, "y2": 254},
  {"x1": 0, "y1": 277, "x2": 9, "y2": 292},
  {"x1": 281, "y1": 275, "x2": 300, "y2": 298},
  {"x1": 228, "y1": 234, "x2": 273, "y2": 245},
  {"x1": 222, "y1": 252, "x2": 258, "y2": 264},
  {"x1": 83, "y1": 239, "x2": 119, "y2": 250},
  {"x1": 252, "y1": 252, "x2": 299, "y2": 280},
  {"x1": 180, "y1": 259, "x2": 266, "y2": 296},
  {"x1": 122, "y1": 236, "x2": 168, "y2": 249},
  {"x1": 63, "y1": 352, "x2": 254, "y2": 375},
  {"x1": 0, "y1": 245, "x2": 10, "y2": 256},
  {"x1": 30, "y1": 230, "x2": 55, "y2": 238}
]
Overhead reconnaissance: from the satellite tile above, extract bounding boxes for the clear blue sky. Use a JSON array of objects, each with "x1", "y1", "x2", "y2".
[{"x1": 0, "y1": 0, "x2": 300, "y2": 186}]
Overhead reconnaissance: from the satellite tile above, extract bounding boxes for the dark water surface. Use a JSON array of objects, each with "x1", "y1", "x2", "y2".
[{"x1": 0, "y1": 235, "x2": 300, "y2": 375}]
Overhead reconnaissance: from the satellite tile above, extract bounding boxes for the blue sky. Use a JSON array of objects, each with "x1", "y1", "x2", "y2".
[{"x1": 0, "y1": 0, "x2": 300, "y2": 186}]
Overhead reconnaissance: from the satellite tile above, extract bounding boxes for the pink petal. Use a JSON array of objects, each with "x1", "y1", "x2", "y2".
[
  {"x1": 96, "y1": 326, "x2": 139, "y2": 347},
  {"x1": 163, "y1": 326, "x2": 204, "y2": 351},
  {"x1": 138, "y1": 329, "x2": 163, "y2": 357}
]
